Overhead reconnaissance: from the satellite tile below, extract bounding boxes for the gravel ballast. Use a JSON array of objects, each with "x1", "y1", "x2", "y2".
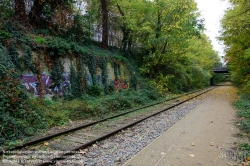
[{"x1": 56, "y1": 96, "x2": 205, "y2": 166}]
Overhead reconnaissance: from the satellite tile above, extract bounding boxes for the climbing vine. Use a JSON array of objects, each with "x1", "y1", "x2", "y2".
[
  {"x1": 69, "y1": 61, "x2": 81, "y2": 98},
  {"x1": 0, "y1": 45, "x2": 47, "y2": 143},
  {"x1": 78, "y1": 57, "x2": 87, "y2": 94},
  {"x1": 97, "y1": 57, "x2": 110, "y2": 94},
  {"x1": 50, "y1": 60, "x2": 65, "y2": 94},
  {"x1": 113, "y1": 60, "x2": 121, "y2": 79},
  {"x1": 22, "y1": 44, "x2": 37, "y2": 74},
  {"x1": 86, "y1": 54, "x2": 97, "y2": 86},
  {"x1": 10, "y1": 42, "x2": 21, "y2": 71}
]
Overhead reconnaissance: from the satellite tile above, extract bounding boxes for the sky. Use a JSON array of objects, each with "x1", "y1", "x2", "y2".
[{"x1": 195, "y1": 0, "x2": 230, "y2": 63}]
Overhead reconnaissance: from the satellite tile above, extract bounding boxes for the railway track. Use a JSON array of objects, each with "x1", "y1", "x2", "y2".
[{"x1": 1, "y1": 86, "x2": 217, "y2": 166}]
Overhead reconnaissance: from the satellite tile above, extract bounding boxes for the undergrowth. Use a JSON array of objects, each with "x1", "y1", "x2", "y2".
[
  {"x1": 0, "y1": 45, "x2": 47, "y2": 147},
  {"x1": 234, "y1": 93, "x2": 250, "y2": 160},
  {"x1": 235, "y1": 94, "x2": 250, "y2": 135},
  {"x1": 31, "y1": 89, "x2": 161, "y2": 127}
]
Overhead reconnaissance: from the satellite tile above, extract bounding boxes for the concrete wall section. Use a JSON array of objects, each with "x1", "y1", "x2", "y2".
[{"x1": 20, "y1": 55, "x2": 131, "y2": 97}]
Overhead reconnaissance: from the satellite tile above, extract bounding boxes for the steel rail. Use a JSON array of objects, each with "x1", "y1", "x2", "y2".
[
  {"x1": 35, "y1": 86, "x2": 217, "y2": 166},
  {"x1": 0, "y1": 87, "x2": 205, "y2": 155}
]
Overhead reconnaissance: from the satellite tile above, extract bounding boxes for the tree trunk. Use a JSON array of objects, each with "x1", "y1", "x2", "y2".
[
  {"x1": 117, "y1": 4, "x2": 132, "y2": 54},
  {"x1": 100, "y1": 0, "x2": 109, "y2": 49},
  {"x1": 15, "y1": 0, "x2": 27, "y2": 20},
  {"x1": 28, "y1": 0, "x2": 48, "y2": 26},
  {"x1": 152, "y1": 8, "x2": 161, "y2": 54}
]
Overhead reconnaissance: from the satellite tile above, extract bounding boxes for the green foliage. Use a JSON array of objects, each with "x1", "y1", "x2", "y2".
[
  {"x1": 30, "y1": 88, "x2": 161, "y2": 125},
  {"x1": 87, "y1": 85, "x2": 102, "y2": 97},
  {"x1": 130, "y1": 73, "x2": 138, "y2": 90},
  {"x1": 234, "y1": 93, "x2": 250, "y2": 160},
  {"x1": 0, "y1": 30, "x2": 12, "y2": 39},
  {"x1": 69, "y1": 62, "x2": 81, "y2": 97},
  {"x1": 67, "y1": 12, "x2": 95, "y2": 42},
  {"x1": 10, "y1": 43, "x2": 21, "y2": 71},
  {"x1": 47, "y1": 37, "x2": 71, "y2": 57},
  {"x1": 22, "y1": 45, "x2": 37, "y2": 74},
  {"x1": 213, "y1": 74, "x2": 226, "y2": 84},
  {"x1": 51, "y1": 60, "x2": 65, "y2": 86},
  {"x1": 239, "y1": 143, "x2": 250, "y2": 153},
  {"x1": 235, "y1": 94, "x2": 250, "y2": 135},
  {"x1": 35, "y1": 36, "x2": 46, "y2": 44},
  {"x1": 220, "y1": 0, "x2": 250, "y2": 94},
  {"x1": 135, "y1": 0, "x2": 219, "y2": 93},
  {"x1": 0, "y1": 45, "x2": 47, "y2": 144},
  {"x1": 0, "y1": 0, "x2": 14, "y2": 20},
  {"x1": 35, "y1": 29, "x2": 49, "y2": 35}
]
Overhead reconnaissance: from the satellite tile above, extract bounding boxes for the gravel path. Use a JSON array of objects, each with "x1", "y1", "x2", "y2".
[{"x1": 125, "y1": 86, "x2": 239, "y2": 166}]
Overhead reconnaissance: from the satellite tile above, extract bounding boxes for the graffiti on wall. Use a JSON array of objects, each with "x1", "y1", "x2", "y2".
[
  {"x1": 112, "y1": 76, "x2": 129, "y2": 91},
  {"x1": 21, "y1": 72, "x2": 70, "y2": 97},
  {"x1": 86, "y1": 67, "x2": 102, "y2": 86},
  {"x1": 21, "y1": 63, "x2": 131, "y2": 96}
]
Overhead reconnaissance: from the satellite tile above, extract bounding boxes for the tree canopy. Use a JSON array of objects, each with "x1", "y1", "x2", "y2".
[
  {"x1": 0, "y1": 0, "x2": 221, "y2": 93},
  {"x1": 220, "y1": 0, "x2": 250, "y2": 93}
]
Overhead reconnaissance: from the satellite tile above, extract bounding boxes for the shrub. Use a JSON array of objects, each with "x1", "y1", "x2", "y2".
[
  {"x1": 87, "y1": 85, "x2": 102, "y2": 96},
  {"x1": 0, "y1": 45, "x2": 47, "y2": 144}
]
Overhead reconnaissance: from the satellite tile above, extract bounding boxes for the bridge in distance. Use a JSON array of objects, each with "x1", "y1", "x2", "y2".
[
  {"x1": 213, "y1": 67, "x2": 229, "y2": 73},
  {"x1": 211, "y1": 67, "x2": 229, "y2": 85}
]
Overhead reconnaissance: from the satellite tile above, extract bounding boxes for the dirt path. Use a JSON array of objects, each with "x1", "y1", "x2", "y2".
[{"x1": 124, "y1": 86, "x2": 239, "y2": 166}]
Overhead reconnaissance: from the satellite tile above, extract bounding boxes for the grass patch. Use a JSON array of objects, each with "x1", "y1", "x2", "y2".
[
  {"x1": 31, "y1": 89, "x2": 162, "y2": 129},
  {"x1": 235, "y1": 94, "x2": 250, "y2": 134},
  {"x1": 234, "y1": 94, "x2": 250, "y2": 160}
]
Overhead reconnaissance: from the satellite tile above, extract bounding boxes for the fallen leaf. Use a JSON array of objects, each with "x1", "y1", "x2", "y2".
[{"x1": 189, "y1": 154, "x2": 195, "y2": 157}]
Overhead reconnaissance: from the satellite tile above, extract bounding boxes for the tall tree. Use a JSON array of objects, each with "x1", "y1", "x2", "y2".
[
  {"x1": 220, "y1": 0, "x2": 250, "y2": 93},
  {"x1": 100, "y1": 0, "x2": 109, "y2": 49}
]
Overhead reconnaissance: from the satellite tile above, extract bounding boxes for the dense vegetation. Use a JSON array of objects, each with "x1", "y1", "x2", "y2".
[
  {"x1": 220, "y1": 0, "x2": 250, "y2": 158},
  {"x1": 0, "y1": 0, "x2": 221, "y2": 146},
  {"x1": 220, "y1": 0, "x2": 250, "y2": 94}
]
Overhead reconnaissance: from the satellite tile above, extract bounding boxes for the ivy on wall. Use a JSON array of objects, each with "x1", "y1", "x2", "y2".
[
  {"x1": 22, "y1": 45, "x2": 37, "y2": 74},
  {"x1": 78, "y1": 57, "x2": 87, "y2": 94},
  {"x1": 70, "y1": 61, "x2": 81, "y2": 98},
  {"x1": 96, "y1": 57, "x2": 110, "y2": 94},
  {"x1": 1, "y1": 23, "x2": 137, "y2": 99},
  {"x1": 50, "y1": 60, "x2": 64, "y2": 88},
  {"x1": 0, "y1": 45, "x2": 47, "y2": 142},
  {"x1": 86, "y1": 54, "x2": 97, "y2": 86},
  {"x1": 10, "y1": 42, "x2": 21, "y2": 71}
]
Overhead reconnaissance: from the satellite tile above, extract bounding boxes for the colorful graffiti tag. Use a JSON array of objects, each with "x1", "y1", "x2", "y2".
[
  {"x1": 21, "y1": 72, "x2": 70, "y2": 97},
  {"x1": 113, "y1": 77, "x2": 129, "y2": 91}
]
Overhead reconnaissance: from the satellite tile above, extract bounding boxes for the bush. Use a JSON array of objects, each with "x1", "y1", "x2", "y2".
[
  {"x1": 0, "y1": 45, "x2": 47, "y2": 144},
  {"x1": 87, "y1": 85, "x2": 102, "y2": 96},
  {"x1": 234, "y1": 94, "x2": 250, "y2": 135}
]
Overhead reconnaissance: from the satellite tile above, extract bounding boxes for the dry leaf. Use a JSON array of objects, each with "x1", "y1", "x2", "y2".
[{"x1": 189, "y1": 154, "x2": 195, "y2": 157}]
